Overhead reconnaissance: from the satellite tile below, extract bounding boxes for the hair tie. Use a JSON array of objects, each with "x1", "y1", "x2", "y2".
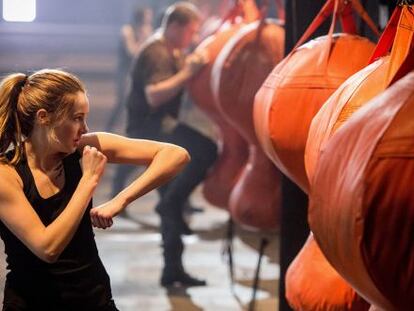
[
  {"x1": 18, "y1": 74, "x2": 28, "y2": 88},
  {"x1": 10, "y1": 74, "x2": 28, "y2": 111}
]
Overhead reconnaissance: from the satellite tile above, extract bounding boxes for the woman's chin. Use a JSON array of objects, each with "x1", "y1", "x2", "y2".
[
  {"x1": 63, "y1": 145, "x2": 78, "y2": 154},
  {"x1": 73, "y1": 141, "x2": 80, "y2": 149}
]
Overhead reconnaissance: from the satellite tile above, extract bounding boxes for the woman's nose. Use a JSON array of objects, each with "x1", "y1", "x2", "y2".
[{"x1": 82, "y1": 121, "x2": 89, "y2": 134}]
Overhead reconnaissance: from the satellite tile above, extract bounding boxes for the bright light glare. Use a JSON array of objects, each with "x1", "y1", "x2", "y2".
[{"x1": 3, "y1": 0, "x2": 36, "y2": 22}]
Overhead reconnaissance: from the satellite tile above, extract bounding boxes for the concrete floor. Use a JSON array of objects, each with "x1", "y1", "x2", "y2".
[
  {"x1": 94, "y1": 172, "x2": 280, "y2": 311},
  {"x1": 0, "y1": 78, "x2": 280, "y2": 310}
]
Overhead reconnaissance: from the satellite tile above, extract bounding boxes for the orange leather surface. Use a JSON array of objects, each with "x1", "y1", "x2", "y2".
[
  {"x1": 242, "y1": 0, "x2": 260, "y2": 23},
  {"x1": 253, "y1": 0, "x2": 377, "y2": 193},
  {"x1": 187, "y1": 0, "x2": 261, "y2": 209},
  {"x1": 362, "y1": 82, "x2": 414, "y2": 309},
  {"x1": 189, "y1": 26, "x2": 248, "y2": 209},
  {"x1": 255, "y1": 34, "x2": 374, "y2": 192},
  {"x1": 305, "y1": 57, "x2": 389, "y2": 183},
  {"x1": 286, "y1": 235, "x2": 370, "y2": 311},
  {"x1": 211, "y1": 19, "x2": 284, "y2": 229},
  {"x1": 306, "y1": 6, "x2": 413, "y2": 186},
  {"x1": 306, "y1": 7, "x2": 414, "y2": 310},
  {"x1": 253, "y1": 1, "x2": 377, "y2": 309},
  {"x1": 309, "y1": 71, "x2": 414, "y2": 311}
]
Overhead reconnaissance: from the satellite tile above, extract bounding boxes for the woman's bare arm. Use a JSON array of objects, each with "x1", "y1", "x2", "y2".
[
  {"x1": 0, "y1": 146, "x2": 106, "y2": 263},
  {"x1": 79, "y1": 132, "x2": 190, "y2": 227}
]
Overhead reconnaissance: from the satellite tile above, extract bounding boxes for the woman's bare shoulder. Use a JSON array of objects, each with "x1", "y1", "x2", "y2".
[{"x1": 0, "y1": 163, "x2": 23, "y2": 190}]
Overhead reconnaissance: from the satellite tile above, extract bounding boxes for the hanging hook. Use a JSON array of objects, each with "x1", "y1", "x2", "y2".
[
  {"x1": 398, "y1": 0, "x2": 414, "y2": 6},
  {"x1": 337, "y1": 0, "x2": 352, "y2": 16}
]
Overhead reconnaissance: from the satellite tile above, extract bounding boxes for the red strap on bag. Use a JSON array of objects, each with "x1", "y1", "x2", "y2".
[
  {"x1": 386, "y1": 6, "x2": 414, "y2": 84},
  {"x1": 275, "y1": 0, "x2": 285, "y2": 22},
  {"x1": 241, "y1": 0, "x2": 261, "y2": 22},
  {"x1": 254, "y1": 0, "x2": 285, "y2": 45},
  {"x1": 293, "y1": 0, "x2": 378, "y2": 51},
  {"x1": 221, "y1": 2, "x2": 243, "y2": 25},
  {"x1": 288, "y1": 0, "x2": 340, "y2": 75},
  {"x1": 259, "y1": 0, "x2": 270, "y2": 22},
  {"x1": 350, "y1": 0, "x2": 380, "y2": 36},
  {"x1": 213, "y1": 0, "x2": 261, "y2": 35},
  {"x1": 292, "y1": 0, "x2": 336, "y2": 51},
  {"x1": 369, "y1": 6, "x2": 403, "y2": 63},
  {"x1": 390, "y1": 28, "x2": 414, "y2": 83},
  {"x1": 339, "y1": 2, "x2": 357, "y2": 34},
  {"x1": 369, "y1": 5, "x2": 414, "y2": 85}
]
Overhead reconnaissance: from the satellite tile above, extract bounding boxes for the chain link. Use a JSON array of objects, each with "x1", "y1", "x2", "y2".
[{"x1": 398, "y1": 0, "x2": 414, "y2": 6}]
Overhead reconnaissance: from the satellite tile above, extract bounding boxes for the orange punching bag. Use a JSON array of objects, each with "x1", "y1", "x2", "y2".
[
  {"x1": 255, "y1": 0, "x2": 377, "y2": 310},
  {"x1": 307, "y1": 6, "x2": 414, "y2": 310},
  {"x1": 188, "y1": 1, "x2": 261, "y2": 209},
  {"x1": 211, "y1": 18, "x2": 284, "y2": 229},
  {"x1": 310, "y1": 70, "x2": 414, "y2": 311},
  {"x1": 286, "y1": 234, "x2": 370, "y2": 311},
  {"x1": 254, "y1": 0, "x2": 378, "y2": 193},
  {"x1": 306, "y1": 5, "x2": 414, "y2": 182}
]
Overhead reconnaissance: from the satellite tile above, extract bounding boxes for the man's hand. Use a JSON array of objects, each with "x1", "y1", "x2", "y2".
[
  {"x1": 145, "y1": 49, "x2": 209, "y2": 108},
  {"x1": 184, "y1": 49, "x2": 209, "y2": 76}
]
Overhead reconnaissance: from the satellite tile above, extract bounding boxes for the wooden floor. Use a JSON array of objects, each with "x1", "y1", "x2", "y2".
[{"x1": 0, "y1": 78, "x2": 280, "y2": 310}]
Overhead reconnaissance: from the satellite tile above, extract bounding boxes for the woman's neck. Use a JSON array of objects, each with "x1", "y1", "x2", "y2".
[{"x1": 24, "y1": 140, "x2": 64, "y2": 172}]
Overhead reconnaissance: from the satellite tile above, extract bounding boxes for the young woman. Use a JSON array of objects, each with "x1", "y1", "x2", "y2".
[
  {"x1": 106, "y1": 6, "x2": 154, "y2": 132},
  {"x1": 0, "y1": 69, "x2": 190, "y2": 310}
]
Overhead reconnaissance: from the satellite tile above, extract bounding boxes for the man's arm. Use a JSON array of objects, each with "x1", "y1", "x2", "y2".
[{"x1": 145, "y1": 51, "x2": 208, "y2": 108}]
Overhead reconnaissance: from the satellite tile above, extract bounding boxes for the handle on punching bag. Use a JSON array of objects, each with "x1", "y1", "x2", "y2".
[
  {"x1": 259, "y1": 0, "x2": 269, "y2": 20},
  {"x1": 253, "y1": 0, "x2": 270, "y2": 44},
  {"x1": 386, "y1": 6, "x2": 414, "y2": 85},
  {"x1": 268, "y1": 0, "x2": 339, "y2": 76},
  {"x1": 290, "y1": 0, "x2": 336, "y2": 51},
  {"x1": 271, "y1": 0, "x2": 378, "y2": 76},
  {"x1": 291, "y1": 0, "x2": 376, "y2": 51},
  {"x1": 398, "y1": 0, "x2": 414, "y2": 5},
  {"x1": 369, "y1": 5, "x2": 414, "y2": 85},
  {"x1": 209, "y1": 1, "x2": 240, "y2": 35},
  {"x1": 222, "y1": 1, "x2": 243, "y2": 24},
  {"x1": 242, "y1": 0, "x2": 261, "y2": 22},
  {"x1": 391, "y1": 1, "x2": 414, "y2": 82},
  {"x1": 338, "y1": 0, "x2": 380, "y2": 35},
  {"x1": 390, "y1": 42, "x2": 414, "y2": 84},
  {"x1": 274, "y1": 0, "x2": 285, "y2": 22},
  {"x1": 288, "y1": 0, "x2": 340, "y2": 73},
  {"x1": 339, "y1": 1, "x2": 357, "y2": 34},
  {"x1": 350, "y1": 0, "x2": 381, "y2": 36},
  {"x1": 214, "y1": 0, "x2": 261, "y2": 34},
  {"x1": 368, "y1": 6, "x2": 402, "y2": 63}
]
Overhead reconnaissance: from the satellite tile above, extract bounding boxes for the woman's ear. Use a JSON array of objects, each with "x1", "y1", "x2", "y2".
[{"x1": 35, "y1": 109, "x2": 50, "y2": 126}]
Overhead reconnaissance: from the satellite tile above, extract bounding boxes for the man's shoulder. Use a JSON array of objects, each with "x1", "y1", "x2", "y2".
[{"x1": 139, "y1": 35, "x2": 169, "y2": 59}]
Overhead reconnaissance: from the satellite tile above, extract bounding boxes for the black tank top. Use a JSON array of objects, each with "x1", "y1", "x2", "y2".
[{"x1": 0, "y1": 151, "x2": 114, "y2": 310}]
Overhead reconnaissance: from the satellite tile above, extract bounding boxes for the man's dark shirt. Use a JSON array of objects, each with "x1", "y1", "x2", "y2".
[{"x1": 126, "y1": 35, "x2": 183, "y2": 136}]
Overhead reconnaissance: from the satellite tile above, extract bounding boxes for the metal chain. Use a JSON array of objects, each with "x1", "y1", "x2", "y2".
[{"x1": 398, "y1": 0, "x2": 414, "y2": 6}]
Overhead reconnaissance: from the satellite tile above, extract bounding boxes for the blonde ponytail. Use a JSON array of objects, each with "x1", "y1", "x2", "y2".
[
  {"x1": 0, "y1": 74, "x2": 27, "y2": 164},
  {"x1": 0, "y1": 69, "x2": 85, "y2": 165}
]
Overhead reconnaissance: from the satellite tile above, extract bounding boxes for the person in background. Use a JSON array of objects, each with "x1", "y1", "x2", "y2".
[
  {"x1": 111, "y1": 1, "x2": 217, "y2": 287},
  {"x1": 0, "y1": 68, "x2": 189, "y2": 310},
  {"x1": 105, "y1": 6, "x2": 153, "y2": 132}
]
